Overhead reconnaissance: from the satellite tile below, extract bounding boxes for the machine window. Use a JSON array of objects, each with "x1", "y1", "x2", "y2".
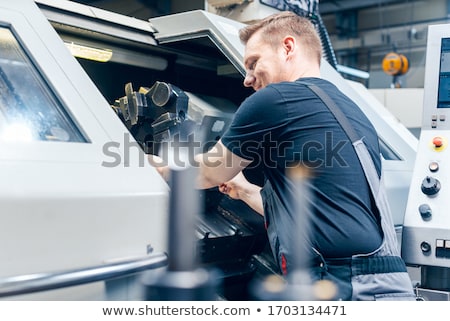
[
  {"x1": 379, "y1": 138, "x2": 402, "y2": 161},
  {"x1": 437, "y1": 38, "x2": 450, "y2": 108},
  {"x1": 0, "y1": 26, "x2": 87, "y2": 142}
]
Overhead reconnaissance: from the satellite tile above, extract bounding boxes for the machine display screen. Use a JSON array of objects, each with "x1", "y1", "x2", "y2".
[
  {"x1": 437, "y1": 38, "x2": 450, "y2": 108},
  {"x1": 0, "y1": 27, "x2": 87, "y2": 142}
]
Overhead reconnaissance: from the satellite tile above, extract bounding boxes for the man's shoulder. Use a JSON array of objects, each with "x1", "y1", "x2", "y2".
[
  {"x1": 244, "y1": 84, "x2": 284, "y2": 104},
  {"x1": 268, "y1": 78, "x2": 334, "y2": 92}
]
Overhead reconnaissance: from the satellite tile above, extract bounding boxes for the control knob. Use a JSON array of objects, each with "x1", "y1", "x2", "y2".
[
  {"x1": 418, "y1": 204, "x2": 432, "y2": 221},
  {"x1": 421, "y1": 176, "x2": 441, "y2": 196},
  {"x1": 420, "y1": 241, "x2": 431, "y2": 254}
]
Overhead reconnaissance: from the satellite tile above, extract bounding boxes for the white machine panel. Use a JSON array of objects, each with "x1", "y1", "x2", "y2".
[{"x1": 402, "y1": 24, "x2": 450, "y2": 268}]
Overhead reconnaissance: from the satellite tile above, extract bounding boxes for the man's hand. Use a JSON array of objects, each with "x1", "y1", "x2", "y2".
[
  {"x1": 218, "y1": 171, "x2": 249, "y2": 200},
  {"x1": 219, "y1": 171, "x2": 263, "y2": 215},
  {"x1": 147, "y1": 154, "x2": 170, "y2": 182}
]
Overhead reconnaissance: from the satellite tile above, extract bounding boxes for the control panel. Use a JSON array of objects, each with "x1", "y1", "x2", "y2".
[{"x1": 402, "y1": 24, "x2": 450, "y2": 268}]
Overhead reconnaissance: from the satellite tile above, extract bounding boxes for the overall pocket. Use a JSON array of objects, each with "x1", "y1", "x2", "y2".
[{"x1": 351, "y1": 265, "x2": 415, "y2": 301}]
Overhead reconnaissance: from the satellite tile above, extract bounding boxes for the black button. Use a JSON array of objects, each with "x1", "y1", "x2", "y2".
[{"x1": 420, "y1": 242, "x2": 431, "y2": 253}]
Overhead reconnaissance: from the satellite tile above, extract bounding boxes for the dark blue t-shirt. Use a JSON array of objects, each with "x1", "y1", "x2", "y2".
[{"x1": 221, "y1": 78, "x2": 383, "y2": 259}]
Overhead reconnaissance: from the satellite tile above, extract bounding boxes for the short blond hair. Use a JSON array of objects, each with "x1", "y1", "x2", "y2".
[{"x1": 239, "y1": 11, "x2": 322, "y2": 64}]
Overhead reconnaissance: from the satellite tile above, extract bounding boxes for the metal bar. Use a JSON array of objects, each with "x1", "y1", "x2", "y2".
[
  {"x1": 0, "y1": 252, "x2": 168, "y2": 298},
  {"x1": 167, "y1": 166, "x2": 199, "y2": 272}
]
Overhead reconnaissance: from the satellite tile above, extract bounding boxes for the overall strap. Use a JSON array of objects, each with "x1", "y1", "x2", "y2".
[
  {"x1": 297, "y1": 80, "x2": 399, "y2": 256},
  {"x1": 298, "y1": 82, "x2": 360, "y2": 143},
  {"x1": 299, "y1": 81, "x2": 382, "y2": 194}
]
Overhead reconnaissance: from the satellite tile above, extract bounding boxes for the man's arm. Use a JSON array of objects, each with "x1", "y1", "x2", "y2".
[
  {"x1": 195, "y1": 140, "x2": 252, "y2": 189},
  {"x1": 148, "y1": 140, "x2": 252, "y2": 190}
]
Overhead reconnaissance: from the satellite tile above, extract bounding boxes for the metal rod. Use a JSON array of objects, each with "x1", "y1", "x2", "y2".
[
  {"x1": 167, "y1": 166, "x2": 199, "y2": 271},
  {"x1": 0, "y1": 252, "x2": 168, "y2": 298}
]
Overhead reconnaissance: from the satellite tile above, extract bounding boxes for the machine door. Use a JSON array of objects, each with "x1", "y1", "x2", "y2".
[{"x1": 0, "y1": 0, "x2": 168, "y2": 300}]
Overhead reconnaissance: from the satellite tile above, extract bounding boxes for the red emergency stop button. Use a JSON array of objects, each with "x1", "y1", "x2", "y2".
[
  {"x1": 433, "y1": 136, "x2": 444, "y2": 148},
  {"x1": 430, "y1": 136, "x2": 446, "y2": 151}
]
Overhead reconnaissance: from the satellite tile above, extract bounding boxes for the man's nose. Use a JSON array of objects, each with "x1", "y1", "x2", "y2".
[{"x1": 243, "y1": 73, "x2": 254, "y2": 87}]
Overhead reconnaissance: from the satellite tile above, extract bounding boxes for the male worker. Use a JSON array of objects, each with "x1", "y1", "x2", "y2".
[{"x1": 151, "y1": 11, "x2": 415, "y2": 300}]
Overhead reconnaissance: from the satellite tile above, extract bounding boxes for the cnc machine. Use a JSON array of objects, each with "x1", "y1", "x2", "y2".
[{"x1": 0, "y1": 0, "x2": 419, "y2": 300}]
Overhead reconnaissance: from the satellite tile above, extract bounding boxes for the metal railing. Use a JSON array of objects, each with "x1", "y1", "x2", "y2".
[{"x1": 0, "y1": 252, "x2": 168, "y2": 298}]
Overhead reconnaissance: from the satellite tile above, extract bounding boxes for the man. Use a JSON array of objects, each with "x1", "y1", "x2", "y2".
[{"x1": 151, "y1": 11, "x2": 415, "y2": 300}]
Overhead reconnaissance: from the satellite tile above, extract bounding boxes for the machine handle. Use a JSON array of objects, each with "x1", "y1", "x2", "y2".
[{"x1": 0, "y1": 252, "x2": 168, "y2": 298}]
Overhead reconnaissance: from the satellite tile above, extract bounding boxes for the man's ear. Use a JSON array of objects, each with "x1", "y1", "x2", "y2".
[{"x1": 283, "y1": 36, "x2": 296, "y2": 56}]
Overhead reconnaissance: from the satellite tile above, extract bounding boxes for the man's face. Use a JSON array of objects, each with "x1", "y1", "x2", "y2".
[{"x1": 243, "y1": 31, "x2": 288, "y2": 91}]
